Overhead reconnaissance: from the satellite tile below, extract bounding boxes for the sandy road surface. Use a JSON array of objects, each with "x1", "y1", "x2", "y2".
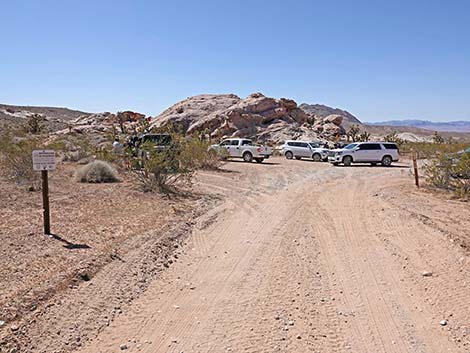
[{"x1": 80, "y1": 157, "x2": 470, "y2": 353}]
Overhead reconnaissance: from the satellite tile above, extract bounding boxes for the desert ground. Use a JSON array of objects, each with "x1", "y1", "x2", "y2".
[{"x1": 1, "y1": 157, "x2": 470, "y2": 353}]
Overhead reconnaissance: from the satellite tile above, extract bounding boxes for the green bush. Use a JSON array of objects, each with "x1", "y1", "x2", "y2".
[
  {"x1": 75, "y1": 160, "x2": 119, "y2": 183},
  {"x1": 423, "y1": 152, "x2": 470, "y2": 200},
  {"x1": 179, "y1": 138, "x2": 224, "y2": 170},
  {"x1": 125, "y1": 134, "x2": 223, "y2": 193}
]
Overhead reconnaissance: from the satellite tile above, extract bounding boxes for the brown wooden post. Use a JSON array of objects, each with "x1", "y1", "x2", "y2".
[
  {"x1": 42, "y1": 170, "x2": 51, "y2": 234},
  {"x1": 412, "y1": 151, "x2": 419, "y2": 188}
]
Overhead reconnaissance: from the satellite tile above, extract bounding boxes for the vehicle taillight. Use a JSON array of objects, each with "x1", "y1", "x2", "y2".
[{"x1": 257, "y1": 147, "x2": 262, "y2": 152}]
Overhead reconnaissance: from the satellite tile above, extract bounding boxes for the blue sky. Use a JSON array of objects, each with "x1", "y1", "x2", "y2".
[{"x1": 1, "y1": 0, "x2": 469, "y2": 122}]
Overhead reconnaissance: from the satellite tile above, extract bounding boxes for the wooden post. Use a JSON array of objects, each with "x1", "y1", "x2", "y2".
[
  {"x1": 42, "y1": 170, "x2": 51, "y2": 234},
  {"x1": 412, "y1": 151, "x2": 419, "y2": 188}
]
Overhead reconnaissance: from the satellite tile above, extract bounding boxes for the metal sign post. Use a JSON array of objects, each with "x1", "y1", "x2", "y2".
[{"x1": 32, "y1": 150, "x2": 56, "y2": 235}]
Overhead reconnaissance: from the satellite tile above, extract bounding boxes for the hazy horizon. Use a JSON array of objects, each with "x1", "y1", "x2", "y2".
[{"x1": 1, "y1": 0, "x2": 470, "y2": 123}]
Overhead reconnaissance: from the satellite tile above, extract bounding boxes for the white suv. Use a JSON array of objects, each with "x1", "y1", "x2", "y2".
[
  {"x1": 280, "y1": 140, "x2": 329, "y2": 162},
  {"x1": 328, "y1": 142, "x2": 399, "y2": 166}
]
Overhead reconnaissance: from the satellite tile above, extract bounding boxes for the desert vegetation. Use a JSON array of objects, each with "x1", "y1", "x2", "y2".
[
  {"x1": 75, "y1": 160, "x2": 119, "y2": 183},
  {"x1": 423, "y1": 150, "x2": 470, "y2": 200},
  {"x1": 0, "y1": 131, "x2": 43, "y2": 188}
]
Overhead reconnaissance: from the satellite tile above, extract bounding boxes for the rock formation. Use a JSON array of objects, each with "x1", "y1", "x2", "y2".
[{"x1": 151, "y1": 93, "x2": 346, "y2": 143}]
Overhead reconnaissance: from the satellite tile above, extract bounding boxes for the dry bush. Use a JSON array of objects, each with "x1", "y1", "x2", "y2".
[
  {"x1": 75, "y1": 160, "x2": 119, "y2": 183},
  {"x1": 0, "y1": 132, "x2": 42, "y2": 187}
]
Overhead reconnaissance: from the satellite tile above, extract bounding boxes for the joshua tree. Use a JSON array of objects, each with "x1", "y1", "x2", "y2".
[
  {"x1": 433, "y1": 131, "x2": 444, "y2": 144},
  {"x1": 25, "y1": 114, "x2": 44, "y2": 134},
  {"x1": 357, "y1": 131, "x2": 371, "y2": 142},
  {"x1": 116, "y1": 111, "x2": 127, "y2": 134},
  {"x1": 347, "y1": 124, "x2": 361, "y2": 142}
]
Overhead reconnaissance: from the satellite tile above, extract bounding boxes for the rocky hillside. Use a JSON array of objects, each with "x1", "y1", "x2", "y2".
[
  {"x1": 0, "y1": 104, "x2": 90, "y2": 132},
  {"x1": 299, "y1": 103, "x2": 362, "y2": 129},
  {"x1": 151, "y1": 93, "x2": 346, "y2": 143}
]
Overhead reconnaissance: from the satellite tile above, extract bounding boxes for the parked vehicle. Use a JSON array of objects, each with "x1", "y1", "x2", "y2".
[
  {"x1": 209, "y1": 138, "x2": 273, "y2": 163},
  {"x1": 135, "y1": 133, "x2": 173, "y2": 158},
  {"x1": 136, "y1": 134, "x2": 172, "y2": 150},
  {"x1": 280, "y1": 140, "x2": 329, "y2": 161},
  {"x1": 328, "y1": 142, "x2": 399, "y2": 166}
]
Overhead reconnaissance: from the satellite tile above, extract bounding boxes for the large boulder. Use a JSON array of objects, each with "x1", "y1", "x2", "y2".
[{"x1": 323, "y1": 114, "x2": 343, "y2": 126}]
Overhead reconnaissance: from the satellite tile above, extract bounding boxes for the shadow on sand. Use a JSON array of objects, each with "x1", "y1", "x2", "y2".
[{"x1": 49, "y1": 233, "x2": 91, "y2": 250}]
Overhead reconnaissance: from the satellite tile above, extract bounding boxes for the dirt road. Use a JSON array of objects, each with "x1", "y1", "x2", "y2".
[{"x1": 80, "y1": 158, "x2": 470, "y2": 353}]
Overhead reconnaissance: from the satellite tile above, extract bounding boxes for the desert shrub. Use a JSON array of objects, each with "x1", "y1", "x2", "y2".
[
  {"x1": 179, "y1": 138, "x2": 224, "y2": 170},
  {"x1": 75, "y1": 160, "x2": 119, "y2": 183},
  {"x1": 0, "y1": 132, "x2": 42, "y2": 187},
  {"x1": 128, "y1": 136, "x2": 193, "y2": 193},
  {"x1": 124, "y1": 132, "x2": 224, "y2": 193},
  {"x1": 423, "y1": 152, "x2": 470, "y2": 199}
]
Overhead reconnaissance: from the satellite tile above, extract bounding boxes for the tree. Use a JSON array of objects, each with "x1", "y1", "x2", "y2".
[
  {"x1": 25, "y1": 114, "x2": 44, "y2": 134},
  {"x1": 433, "y1": 131, "x2": 444, "y2": 144},
  {"x1": 116, "y1": 111, "x2": 127, "y2": 134},
  {"x1": 347, "y1": 124, "x2": 361, "y2": 142},
  {"x1": 357, "y1": 131, "x2": 371, "y2": 142}
]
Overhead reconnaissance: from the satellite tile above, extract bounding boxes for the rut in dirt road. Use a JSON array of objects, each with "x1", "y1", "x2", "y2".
[{"x1": 79, "y1": 159, "x2": 470, "y2": 353}]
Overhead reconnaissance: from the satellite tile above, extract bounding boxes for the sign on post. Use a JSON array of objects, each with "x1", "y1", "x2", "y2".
[
  {"x1": 32, "y1": 150, "x2": 56, "y2": 171},
  {"x1": 33, "y1": 150, "x2": 56, "y2": 235}
]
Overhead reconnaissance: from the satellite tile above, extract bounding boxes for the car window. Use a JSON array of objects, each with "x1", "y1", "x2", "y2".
[
  {"x1": 142, "y1": 135, "x2": 171, "y2": 145},
  {"x1": 359, "y1": 143, "x2": 381, "y2": 150},
  {"x1": 309, "y1": 143, "x2": 319, "y2": 148},
  {"x1": 241, "y1": 140, "x2": 252, "y2": 146},
  {"x1": 220, "y1": 140, "x2": 230, "y2": 146},
  {"x1": 230, "y1": 140, "x2": 240, "y2": 146},
  {"x1": 287, "y1": 141, "x2": 294, "y2": 146},
  {"x1": 345, "y1": 143, "x2": 358, "y2": 149},
  {"x1": 299, "y1": 142, "x2": 309, "y2": 148},
  {"x1": 383, "y1": 143, "x2": 398, "y2": 150}
]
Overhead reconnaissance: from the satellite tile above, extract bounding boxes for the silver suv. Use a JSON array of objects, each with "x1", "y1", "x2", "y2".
[
  {"x1": 280, "y1": 140, "x2": 329, "y2": 162},
  {"x1": 328, "y1": 142, "x2": 399, "y2": 166}
]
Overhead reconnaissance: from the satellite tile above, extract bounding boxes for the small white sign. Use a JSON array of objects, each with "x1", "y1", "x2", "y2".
[{"x1": 32, "y1": 150, "x2": 56, "y2": 171}]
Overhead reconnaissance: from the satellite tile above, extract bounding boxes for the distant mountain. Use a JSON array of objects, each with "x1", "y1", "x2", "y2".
[
  {"x1": 370, "y1": 119, "x2": 470, "y2": 133},
  {"x1": 299, "y1": 103, "x2": 362, "y2": 128}
]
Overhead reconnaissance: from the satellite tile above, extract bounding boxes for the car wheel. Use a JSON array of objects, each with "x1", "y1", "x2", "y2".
[
  {"x1": 343, "y1": 155, "x2": 352, "y2": 166},
  {"x1": 285, "y1": 151, "x2": 293, "y2": 159},
  {"x1": 381, "y1": 155, "x2": 392, "y2": 167},
  {"x1": 312, "y1": 153, "x2": 322, "y2": 162},
  {"x1": 255, "y1": 158, "x2": 264, "y2": 163},
  {"x1": 243, "y1": 152, "x2": 253, "y2": 162},
  {"x1": 295, "y1": 156, "x2": 302, "y2": 160}
]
